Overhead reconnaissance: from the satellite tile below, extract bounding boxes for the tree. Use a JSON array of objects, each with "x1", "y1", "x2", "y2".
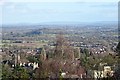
[
  {"x1": 12, "y1": 64, "x2": 29, "y2": 79},
  {"x1": 27, "y1": 56, "x2": 39, "y2": 63},
  {"x1": 114, "y1": 42, "x2": 120, "y2": 79},
  {"x1": 40, "y1": 47, "x2": 46, "y2": 60},
  {"x1": 101, "y1": 54, "x2": 117, "y2": 66},
  {"x1": 116, "y1": 42, "x2": 120, "y2": 56},
  {"x1": 54, "y1": 34, "x2": 66, "y2": 58},
  {"x1": 34, "y1": 60, "x2": 51, "y2": 78},
  {"x1": 2, "y1": 64, "x2": 12, "y2": 79},
  {"x1": 2, "y1": 64, "x2": 29, "y2": 79},
  {"x1": 54, "y1": 34, "x2": 74, "y2": 61}
]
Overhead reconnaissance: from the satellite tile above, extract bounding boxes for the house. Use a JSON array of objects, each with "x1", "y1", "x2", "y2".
[
  {"x1": 103, "y1": 66, "x2": 114, "y2": 78},
  {"x1": 19, "y1": 62, "x2": 39, "y2": 70},
  {"x1": 94, "y1": 70, "x2": 104, "y2": 78},
  {"x1": 93, "y1": 66, "x2": 114, "y2": 79},
  {"x1": 33, "y1": 62, "x2": 39, "y2": 70}
]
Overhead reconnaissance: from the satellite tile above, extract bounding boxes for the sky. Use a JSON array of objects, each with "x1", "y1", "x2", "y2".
[{"x1": 1, "y1": 0, "x2": 119, "y2": 25}]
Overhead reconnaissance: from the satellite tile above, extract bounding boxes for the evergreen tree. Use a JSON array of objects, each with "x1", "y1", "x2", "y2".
[
  {"x1": 12, "y1": 64, "x2": 29, "y2": 79},
  {"x1": 114, "y1": 42, "x2": 120, "y2": 79},
  {"x1": 2, "y1": 64, "x2": 12, "y2": 79},
  {"x1": 116, "y1": 42, "x2": 120, "y2": 56}
]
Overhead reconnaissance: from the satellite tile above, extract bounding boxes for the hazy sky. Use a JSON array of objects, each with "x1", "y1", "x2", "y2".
[{"x1": 1, "y1": 0, "x2": 119, "y2": 25}]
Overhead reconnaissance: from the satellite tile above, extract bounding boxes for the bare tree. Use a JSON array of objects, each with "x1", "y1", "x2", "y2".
[{"x1": 54, "y1": 33, "x2": 74, "y2": 61}]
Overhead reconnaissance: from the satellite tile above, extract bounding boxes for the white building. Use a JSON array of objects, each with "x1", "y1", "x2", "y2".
[{"x1": 93, "y1": 66, "x2": 114, "y2": 79}]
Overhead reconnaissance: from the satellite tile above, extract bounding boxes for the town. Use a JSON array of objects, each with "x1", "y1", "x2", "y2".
[{"x1": 1, "y1": 23, "x2": 120, "y2": 79}]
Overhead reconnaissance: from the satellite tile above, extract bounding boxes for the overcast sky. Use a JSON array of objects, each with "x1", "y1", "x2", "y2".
[{"x1": 1, "y1": 0, "x2": 119, "y2": 25}]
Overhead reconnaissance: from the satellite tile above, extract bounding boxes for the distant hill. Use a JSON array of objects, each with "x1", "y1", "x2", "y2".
[{"x1": 1, "y1": 21, "x2": 118, "y2": 30}]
